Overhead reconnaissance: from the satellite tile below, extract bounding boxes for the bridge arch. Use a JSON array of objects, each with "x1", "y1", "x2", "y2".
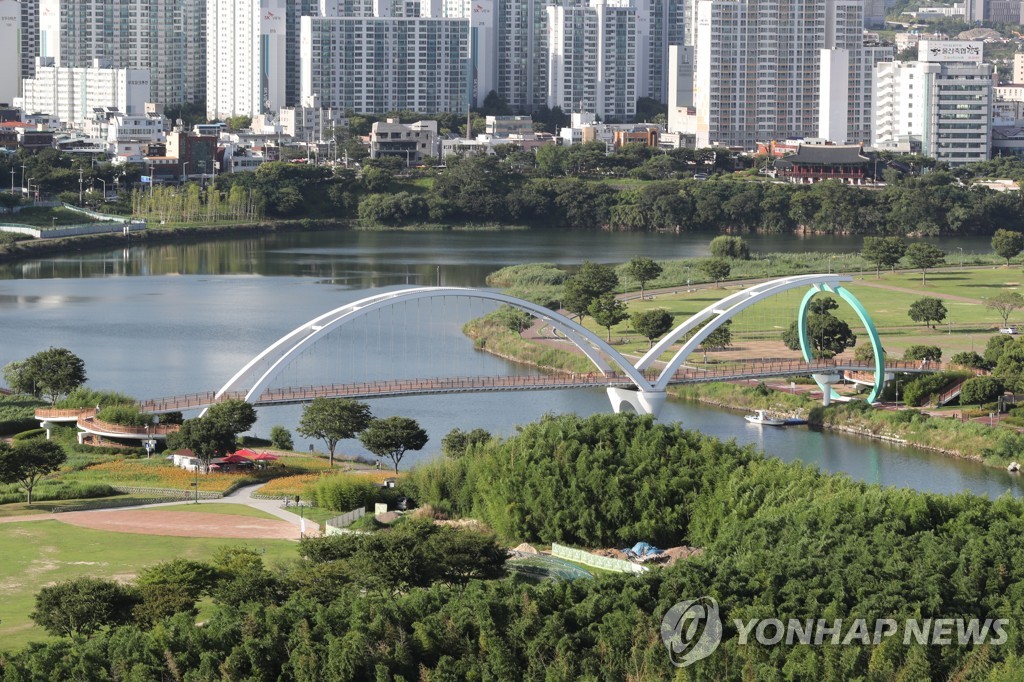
[
  {"x1": 211, "y1": 287, "x2": 654, "y2": 410},
  {"x1": 797, "y1": 283, "x2": 885, "y2": 403},
  {"x1": 636, "y1": 274, "x2": 855, "y2": 391}
]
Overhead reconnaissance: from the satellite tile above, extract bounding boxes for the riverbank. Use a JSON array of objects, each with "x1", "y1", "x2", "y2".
[
  {"x1": 0, "y1": 217, "x2": 535, "y2": 264},
  {"x1": 670, "y1": 382, "x2": 1011, "y2": 467}
]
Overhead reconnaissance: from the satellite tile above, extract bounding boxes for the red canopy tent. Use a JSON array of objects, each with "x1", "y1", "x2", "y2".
[
  {"x1": 220, "y1": 453, "x2": 253, "y2": 464},
  {"x1": 250, "y1": 452, "x2": 279, "y2": 461}
]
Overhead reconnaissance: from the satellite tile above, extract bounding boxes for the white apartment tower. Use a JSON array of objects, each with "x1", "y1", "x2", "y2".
[
  {"x1": 0, "y1": 0, "x2": 19, "y2": 103},
  {"x1": 546, "y1": 0, "x2": 638, "y2": 121},
  {"x1": 818, "y1": 0, "x2": 894, "y2": 144},
  {"x1": 18, "y1": 61, "x2": 151, "y2": 125},
  {"x1": 497, "y1": 0, "x2": 548, "y2": 112},
  {"x1": 206, "y1": 0, "x2": 287, "y2": 120},
  {"x1": 18, "y1": 0, "x2": 39, "y2": 86},
  {"x1": 38, "y1": 0, "x2": 206, "y2": 106},
  {"x1": 872, "y1": 41, "x2": 992, "y2": 166},
  {"x1": 299, "y1": 14, "x2": 470, "y2": 114},
  {"x1": 441, "y1": 0, "x2": 496, "y2": 108}
]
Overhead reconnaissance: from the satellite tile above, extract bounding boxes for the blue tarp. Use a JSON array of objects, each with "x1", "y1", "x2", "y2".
[{"x1": 622, "y1": 542, "x2": 663, "y2": 558}]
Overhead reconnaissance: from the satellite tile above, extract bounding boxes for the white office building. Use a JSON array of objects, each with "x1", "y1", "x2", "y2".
[
  {"x1": 872, "y1": 41, "x2": 992, "y2": 166},
  {"x1": 0, "y1": 0, "x2": 19, "y2": 103},
  {"x1": 277, "y1": 95, "x2": 349, "y2": 141},
  {"x1": 17, "y1": 60, "x2": 151, "y2": 126},
  {"x1": 546, "y1": 0, "x2": 637, "y2": 121},
  {"x1": 818, "y1": 0, "x2": 894, "y2": 145},
  {"x1": 206, "y1": 0, "x2": 287, "y2": 120},
  {"x1": 300, "y1": 15, "x2": 470, "y2": 114},
  {"x1": 38, "y1": 0, "x2": 205, "y2": 107}
]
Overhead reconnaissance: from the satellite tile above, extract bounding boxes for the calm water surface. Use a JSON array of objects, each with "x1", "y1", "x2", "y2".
[{"x1": 0, "y1": 229, "x2": 1017, "y2": 499}]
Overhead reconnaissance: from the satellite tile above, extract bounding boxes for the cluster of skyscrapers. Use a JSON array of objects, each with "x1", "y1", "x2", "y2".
[{"x1": 0, "y1": 0, "x2": 1012, "y2": 165}]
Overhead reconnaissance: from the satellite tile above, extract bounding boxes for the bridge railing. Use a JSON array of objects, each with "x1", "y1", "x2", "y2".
[{"x1": 78, "y1": 414, "x2": 180, "y2": 436}]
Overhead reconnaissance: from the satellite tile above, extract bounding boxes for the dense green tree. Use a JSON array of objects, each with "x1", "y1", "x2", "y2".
[
  {"x1": 359, "y1": 416, "x2": 428, "y2": 474},
  {"x1": 905, "y1": 243, "x2": 946, "y2": 284},
  {"x1": 960, "y1": 376, "x2": 1004, "y2": 406},
  {"x1": 31, "y1": 577, "x2": 138, "y2": 639},
  {"x1": 985, "y1": 291, "x2": 1024, "y2": 326},
  {"x1": 0, "y1": 438, "x2": 67, "y2": 504},
  {"x1": 903, "y1": 345, "x2": 942, "y2": 362},
  {"x1": 588, "y1": 293, "x2": 629, "y2": 342},
  {"x1": 561, "y1": 261, "x2": 619, "y2": 322},
  {"x1": 984, "y1": 333, "x2": 1014, "y2": 366},
  {"x1": 853, "y1": 344, "x2": 886, "y2": 363},
  {"x1": 165, "y1": 417, "x2": 237, "y2": 471},
  {"x1": 493, "y1": 306, "x2": 534, "y2": 335},
  {"x1": 700, "y1": 258, "x2": 730, "y2": 287},
  {"x1": 907, "y1": 297, "x2": 948, "y2": 328},
  {"x1": 3, "y1": 347, "x2": 88, "y2": 403},
  {"x1": 949, "y1": 350, "x2": 987, "y2": 369},
  {"x1": 991, "y1": 228, "x2": 1024, "y2": 265},
  {"x1": 861, "y1": 236, "x2": 907, "y2": 277},
  {"x1": 440, "y1": 427, "x2": 492, "y2": 458},
  {"x1": 624, "y1": 256, "x2": 662, "y2": 300},
  {"x1": 631, "y1": 308, "x2": 675, "y2": 348},
  {"x1": 783, "y1": 314, "x2": 856, "y2": 359},
  {"x1": 993, "y1": 337, "x2": 1024, "y2": 393},
  {"x1": 708, "y1": 235, "x2": 750, "y2": 260},
  {"x1": 269, "y1": 425, "x2": 294, "y2": 450},
  {"x1": 297, "y1": 398, "x2": 373, "y2": 467}
]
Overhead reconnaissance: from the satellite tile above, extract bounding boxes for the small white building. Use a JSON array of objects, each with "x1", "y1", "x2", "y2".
[
  {"x1": 369, "y1": 119, "x2": 439, "y2": 165},
  {"x1": 278, "y1": 95, "x2": 349, "y2": 143}
]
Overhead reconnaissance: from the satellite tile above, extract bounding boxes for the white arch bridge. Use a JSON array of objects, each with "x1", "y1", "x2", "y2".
[{"x1": 103, "y1": 273, "x2": 940, "y2": 418}]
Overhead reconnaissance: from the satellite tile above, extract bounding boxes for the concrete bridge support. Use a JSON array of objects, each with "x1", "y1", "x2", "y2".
[
  {"x1": 812, "y1": 374, "x2": 842, "y2": 406},
  {"x1": 607, "y1": 387, "x2": 666, "y2": 417}
]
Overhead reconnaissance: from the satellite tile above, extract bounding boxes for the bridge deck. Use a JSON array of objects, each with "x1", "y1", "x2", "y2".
[{"x1": 130, "y1": 359, "x2": 950, "y2": 413}]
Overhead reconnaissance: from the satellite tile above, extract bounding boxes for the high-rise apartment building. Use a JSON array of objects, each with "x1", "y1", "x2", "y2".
[
  {"x1": 546, "y1": 0, "x2": 637, "y2": 121},
  {"x1": 0, "y1": 0, "x2": 19, "y2": 103},
  {"x1": 872, "y1": 41, "x2": 992, "y2": 166},
  {"x1": 818, "y1": 0, "x2": 894, "y2": 144},
  {"x1": 38, "y1": 0, "x2": 205, "y2": 106},
  {"x1": 18, "y1": 60, "x2": 151, "y2": 124},
  {"x1": 299, "y1": 14, "x2": 470, "y2": 114},
  {"x1": 206, "y1": 0, "x2": 287, "y2": 120},
  {"x1": 496, "y1": 0, "x2": 547, "y2": 112},
  {"x1": 694, "y1": 0, "x2": 829, "y2": 149},
  {"x1": 18, "y1": 0, "x2": 39, "y2": 86}
]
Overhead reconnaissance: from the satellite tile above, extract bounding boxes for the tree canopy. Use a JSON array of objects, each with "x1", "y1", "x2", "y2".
[
  {"x1": 2, "y1": 347, "x2": 87, "y2": 403},
  {"x1": 861, "y1": 236, "x2": 906, "y2": 277},
  {"x1": 631, "y1": 308, "x2": 675, "y2": 348},
  {"x1": 297, "y1": 398, "x2": 373, "y2": 467},
  {"x1": 587, "y1": 293, "x2": 629, "y2": 342},
  {"x1": 991, "y1": 228, "x2": 1024, "y2": 266},
  {"x1": 0, "y1": 438, "x2": 67, "y2": 504},
  {"x1": 359, "y1": 416, "x2": 429, "y2": 474},
  {"x1": 907, "y1": 297, "x2": 948, "y2": 328},
  {"x1": 985, "y1": 291, "x2": 1024, "y2": 326},
  {"x1": 905, "y1": 243, "x2": 946, "y2": 284},
  {"x1": 624, "y1": 256, "x2": 662, "y2": 300},
  {"x1": 561, "y1": 261, "x2": 619, "y2": 321}
]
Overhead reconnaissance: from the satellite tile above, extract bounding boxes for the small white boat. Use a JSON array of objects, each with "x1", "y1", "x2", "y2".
[{"x1": 744, "y1": 409, "x2": 786, "y2": 426}]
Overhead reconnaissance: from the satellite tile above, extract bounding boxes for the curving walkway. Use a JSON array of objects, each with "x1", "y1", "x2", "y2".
[{"x1": 0, "y1": 483, "x2": 316, "y2": 539}]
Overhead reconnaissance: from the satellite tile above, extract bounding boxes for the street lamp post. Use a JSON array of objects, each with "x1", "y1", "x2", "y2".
[
  {"x1": 95, "y1": 178, "x2": 106, "y2": 201},
  {"x1": 957, "y1": 247, "x2": 964, "y2": 271},
  {"x1": 895, "y1": 380, "x2": 900, "y2": 410},
  {"x1": 181, "y1": 161, "x2": 189, "y2": 183},
  {"x1": 9, "y1": 168, "x2": 13, "y2": 194},
  {"x1": 78, "y1": 167, "x2": 84, "y2": 205},
  {"x1": 20, "y1": 164, "x2": 26, "y2": 191}
]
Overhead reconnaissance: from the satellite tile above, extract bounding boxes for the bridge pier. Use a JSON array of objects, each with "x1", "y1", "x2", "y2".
[
  {"x1": 812, "y1": 373, "x2": 842, "y2": 406},
  {"x1": 607, "y1": 387, "x2": 666, "y2": 417}
]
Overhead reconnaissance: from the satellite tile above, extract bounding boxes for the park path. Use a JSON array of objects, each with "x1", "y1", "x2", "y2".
[
  {"x1": 0, "y1": 483, "x2": 317, "y2": 538},
  {"x1": 851, "y1": 279, "x2": 986, "y2": 304}
]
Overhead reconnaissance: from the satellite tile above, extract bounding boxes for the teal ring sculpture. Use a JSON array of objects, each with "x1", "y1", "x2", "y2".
[{"x1": 797, "y1": 283, "x2": 885, "y2": 403}]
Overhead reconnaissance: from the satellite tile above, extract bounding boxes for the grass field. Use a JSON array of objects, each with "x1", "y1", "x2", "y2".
[
  {"x1": 576, "y1": 266, "x2": 1020, "y2": 362},
  {"x1": 0, "y1": 520, "x2": 296, "y2": 651}
]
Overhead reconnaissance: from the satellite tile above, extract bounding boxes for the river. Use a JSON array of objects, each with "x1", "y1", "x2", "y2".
[{"x1": 0, "y1": 228, "x2": 1018, "y2": 499}]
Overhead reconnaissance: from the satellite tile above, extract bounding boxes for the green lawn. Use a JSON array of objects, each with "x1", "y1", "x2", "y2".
[
  {"x1": 0, "y1": 520, "x2": 296, "y2": 651},
  {"x1": 137, "y1": 503, "x2": 279, "y2": 520},
  {"x1": 577, "y1": 267, "x2": 1019, "y2": 363}
]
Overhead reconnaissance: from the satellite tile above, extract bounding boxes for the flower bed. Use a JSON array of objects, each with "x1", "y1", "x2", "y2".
[{"x1": 256, "y1": 473, "x2": 326, "y2": 498}]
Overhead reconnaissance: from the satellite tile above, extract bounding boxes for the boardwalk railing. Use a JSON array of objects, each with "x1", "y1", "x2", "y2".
[{"x1": 36, "y1": 359, "x2": 974, "y2": 419}]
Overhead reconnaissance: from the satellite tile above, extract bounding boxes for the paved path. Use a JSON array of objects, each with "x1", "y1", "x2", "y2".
[{"x1": 0, "y1": 483, "x2": 318, "y2": 538}]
